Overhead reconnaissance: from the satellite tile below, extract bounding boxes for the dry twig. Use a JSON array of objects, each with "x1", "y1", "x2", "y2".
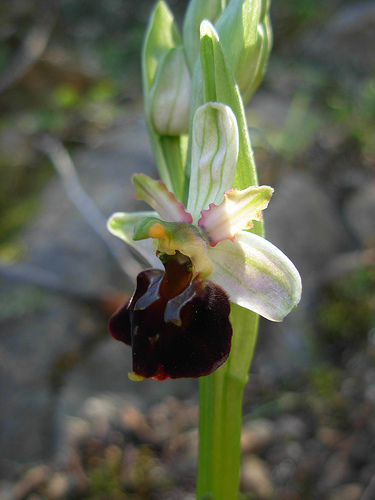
[{"x1": 35, "y1": 134, "x2": 141, "y2": 282}]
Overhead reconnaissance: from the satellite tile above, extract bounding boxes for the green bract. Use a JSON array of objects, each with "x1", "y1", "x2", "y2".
[
  {"x1": 183, "y1": 0, "x2": 227, "y2": 70},
  {"x1": 216, "y1": 0, "x2": 272, "y2": 103}
]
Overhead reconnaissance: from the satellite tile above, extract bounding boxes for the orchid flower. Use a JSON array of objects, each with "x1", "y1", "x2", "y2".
[{"x1": 107, "y1": 102, "x2": 301, "y2": 381}]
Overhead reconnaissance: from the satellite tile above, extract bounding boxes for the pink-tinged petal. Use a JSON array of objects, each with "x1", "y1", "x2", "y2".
[
  {"x1": 133, "y1": 174, "x2": 192, "y2": 223},
  {"x1": 186, "y1": 102, "x2": 239, "y2": 222},
  {"x1": 107, "y1": 211, "x2": 163, "y2": 269},
  {"x1": 199, "y1": 185, "x2": 274, "y2": 246},
  {"x1": 209, "y1": 231, "x2": 302, "y2": 322}
]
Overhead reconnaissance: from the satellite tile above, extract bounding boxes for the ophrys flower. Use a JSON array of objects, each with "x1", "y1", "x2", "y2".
[{"x1": 107, "y1": 102, "x2": 301, "y2": 381}]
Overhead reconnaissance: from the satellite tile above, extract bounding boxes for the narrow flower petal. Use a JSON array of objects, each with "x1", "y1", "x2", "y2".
[
  {"x1": 186, "y1": 102, "x2": 239, "y2": 222},
  {"x1": 107, "y1": 211, "x2": 162, "y2": 268},
  {"x1": 209, "y1": 231, "x2": 302, "y2": 322},
  {"x1": 133, "y1": 174, "x2": 193, "y2": 223},
  {"x1": 199, "y1": 185, "x2": 274, "y2": 246}
]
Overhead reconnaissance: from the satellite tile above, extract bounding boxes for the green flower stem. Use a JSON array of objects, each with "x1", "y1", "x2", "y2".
[
  {"x1": 197, "y1": 305, "x2": 260, "y2": 499},
  {"x1": 159, "y1": 135, "x2": 186, "y2": 202}
]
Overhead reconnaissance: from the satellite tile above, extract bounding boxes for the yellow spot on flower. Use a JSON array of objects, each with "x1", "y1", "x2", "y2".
[
  {"x1": 128, "y1": 371, "x2": 146, "y2": 382},
  {"x1": 148, "y1": 222, "x2": 166, "y2": 239}
]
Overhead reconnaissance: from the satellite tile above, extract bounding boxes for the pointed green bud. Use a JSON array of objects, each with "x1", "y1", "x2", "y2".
[
  {"x1": 183, "y1": 0, "x2": 227, "y2": 71},
  {"x1": 216, "y1": 0, "x2": 272, "y2": 104},
  {"x1": 141, "y1": 1, "x2": 186, "y2": 198},
  {"x1": 149, "y1": 47, "x2": 191, "y2": 135},
  {"x1": 199, "y1": 21, "x2": 259, "y2": 193},
  {"x1": 142, "y1": 1, "x2": 181, "y2": 96}
]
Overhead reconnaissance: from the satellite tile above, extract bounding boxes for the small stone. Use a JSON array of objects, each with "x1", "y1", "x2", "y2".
[
  {"x1": 120, "y1": 404, "x2": 152, "y2": 439},
  {"x1": 241, "y1": 455, "x2": 274, "y2": 499},
  {"x1": 275, "y1": 414, "x2": 308, "y2": 441},
  {"x1": 317, "y1": 452, "x2": 351, "y2": 493},
  {"x1": 65, "y1": 416, "x2": 91, "y2": 446},
  {"x1": 317, "y1": 427, "x2": 344, "y2": 449},
  {"x1": 241, "y1": 418, "x2": 275, "y2": 453},
  {"x1": 329, "y1": 483, "x2": 364, "y2": 500},
  {"x1": 44, "y1": 472, "x2": 70, "y2": 500},
  {"x1": 12, "y1": 466, "x2": 51, "y2": 500}
]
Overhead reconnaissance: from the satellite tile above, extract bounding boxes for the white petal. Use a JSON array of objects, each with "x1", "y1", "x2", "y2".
[
  {"x1": 209, "y1": 231, "x2": 302, "y2": 321},
  {"x1": 186, "y1": 102, "x2": 239, "y2": 222},
  {"x1": 199, "y1": 185, "x2": 273, "y2": 246},
  {"x1": 107, "y1": 211, "x2": 162, "y2": 269}
]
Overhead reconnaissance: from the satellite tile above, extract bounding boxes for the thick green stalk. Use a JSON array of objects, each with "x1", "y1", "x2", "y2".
[
  {"x1": 159, "y1": 135, "x2": 186, "y2": 202},
  {"x1": 197, "y1": 305, "x2": 260, "y2": 499}
]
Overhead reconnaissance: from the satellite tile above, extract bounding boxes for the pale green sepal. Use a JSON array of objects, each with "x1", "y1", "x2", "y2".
[
  {"x1": 186, "y1": 102, "x2": 239, "y2": 222},
  {"x1": 239, "y1": 15, "x2": 273, "y2": 104},
  {"x1": 133, "y1": 217, "x2": 213, "y2": 279},
  {"x1": 132, "y1": 174, "x2": 193, "y2": 223},
  {"x1": 142, "y1": 1, "x2": 181, "y2": 95},
  {"x1": 183, "y1": 0, "x2": 226, "y2": 71},
  {"x1": 216, "y1": 0, "x2": 272, "y2": 105},
  {"x1": 209, "y1": 231, "x2": 302, "y2": 321},
  {"x1": 199, "y1": 185, "x2": 273, "y2": 246},
  {"x1": 199, "y1": 21, "x2": 259, "y2": 201},
  {"x1": 149, "y1": 47, "x2": 191, "y2": 136},
  {"x1": 107, "y1": 211, "x2": 162, "y2": 269}
]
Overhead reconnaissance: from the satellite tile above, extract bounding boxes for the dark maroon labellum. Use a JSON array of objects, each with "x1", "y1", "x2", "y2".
[{"x1": 108, "y1": 252, "x2": 232, "y2": 380}]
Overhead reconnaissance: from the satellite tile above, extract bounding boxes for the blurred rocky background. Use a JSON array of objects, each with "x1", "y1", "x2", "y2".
[{"x1": 0, "y1": 0, "x2": 375, "y2": 498}]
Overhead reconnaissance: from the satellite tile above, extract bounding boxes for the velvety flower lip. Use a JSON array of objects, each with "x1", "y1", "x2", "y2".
[
  {"x1": 107, "y1": 101, "x2": 302, "y2": 380},
  {"x1": 108, "y1": 251, "x2": 232, "y2": 380}
]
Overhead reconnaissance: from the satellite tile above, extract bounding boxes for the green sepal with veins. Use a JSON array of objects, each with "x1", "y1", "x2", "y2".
[
  {"x1": 216, "y1": 0, "x2": 272, "y2": 104},
  {"x1": 133, "y1": 217, "x2": 213, "y2": 279},
  {"x1": 199, "y1": 21, "x2": 259, "y2": 200},
  {"x1": 183, "y1": 0, "x2": 227, "y2": 71},
  {"x1": 149, "y1": 46, "x2": 191, "y2": 136}
]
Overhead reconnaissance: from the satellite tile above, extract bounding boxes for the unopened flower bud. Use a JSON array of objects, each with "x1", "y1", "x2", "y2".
[
  {"x1": 149, "y1": 47, "x2": 191, "y2": 136},
  {"x1": 183, "y1": 0, "x2": 226, "y2": 70},
  {"x1": 216, "y1": 0, "x2": 272, "y2": 104}
]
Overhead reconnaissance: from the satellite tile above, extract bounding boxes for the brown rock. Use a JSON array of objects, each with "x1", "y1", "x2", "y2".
[
  {"x1": 241, "y1": 418, "x2": 275, "y2": 454},
  {"x1": 241, "y1": 455, "x2": 274, "y2": 499},
  {"x1": 44, "y1": 472, "x2": 70, "y2": 500},
  {"x1": 12, "y1": 465, "x2": 51, "y2": 500},
  {"x1": 329, "y1": 483, "x2": 364, "y2": 500}
]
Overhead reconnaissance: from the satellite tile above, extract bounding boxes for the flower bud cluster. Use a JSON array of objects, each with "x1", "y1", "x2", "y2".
[{"x1": 143, "y1": 0, "x2": 272, "y2": 137}]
